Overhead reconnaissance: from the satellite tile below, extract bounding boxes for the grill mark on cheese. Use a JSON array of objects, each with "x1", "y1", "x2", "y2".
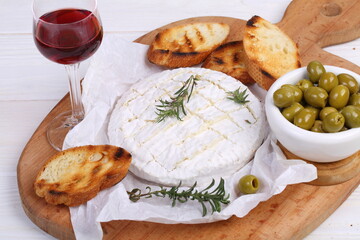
[
  {"x1": 173, "y1": 137, "x2": 223, "y2": 170},
  {"x1": 198, "y1": 94, "x2": 244, "y2": 130},
  {"x1": 245, "y1": 105, "x2": 259, "y2": 125},
  {"x1": 184, "y1": 108, "x2": 237, "y2": 145}
]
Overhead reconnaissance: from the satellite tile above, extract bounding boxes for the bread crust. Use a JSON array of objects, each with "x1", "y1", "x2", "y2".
[
  {"x1": 147, "y1": 45, "x2": 211, "y2": 68},
  {"x1": 202, "y1": 41, "x2": 255, "y2": 85},
  {"x1": 34, "y1": 145, "x2": 132, "y2": 206},
  {"x1": 243, "y1": 15, "x2": 301, "y2": 90},
  {"x1": 147, "y1": 22, "x2": 230, "y2": 68}
]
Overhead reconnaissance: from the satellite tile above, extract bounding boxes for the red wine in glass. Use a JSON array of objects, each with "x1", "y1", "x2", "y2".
[
  {"x1": 34, "y1": 9, "x2": 103, "y2": 65},
  {"x1": 32, "y1": 0, "x2": 103, "y2": 151}
]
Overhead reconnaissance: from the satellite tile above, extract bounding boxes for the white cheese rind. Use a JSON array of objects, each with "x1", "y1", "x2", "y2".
[{"x1": 108, "y1": 68, "x2": 266, "y2": 186}]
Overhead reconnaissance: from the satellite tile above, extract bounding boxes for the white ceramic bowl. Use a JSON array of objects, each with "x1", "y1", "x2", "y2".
[{"x1": 265, "y1": 65, "x2": 360, "y2": 162}]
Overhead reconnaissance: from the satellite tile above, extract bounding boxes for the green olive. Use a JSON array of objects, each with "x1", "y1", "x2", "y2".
[
  {"x1": 349, "y1": 93, "x2": 360, "y2": 106},
  {"x1": 322, "y1": 112, "x2": 345, "y2": 133},
  {"x1": 282, "y1": 102, "x2": 304, "y2": 122},
  {"x1": 305, "y1": 106, "x2": 320, "y2": 119},
  {"x1": 311, "y1": 120, "x2": 324, "y2": 133},
  {"x1": 281, "y1": 84, "x2": 303, "y2": 102},
  {"x1": 340, "y1": 105, "x2": 360, "y2": 128},
  {"x1": 304, "y1": 86, "x2": 328, "y2": 108},
  {"x1": 238, "y1": 175, "x2": 260, "y2": 194},
  {"x1": 329, "y1": 85, "x2": 350, "y2": 109},
  {"x1": 307, "y1": 60, "x2": 326, "y2": 83},
  {"x1": 337, "y1": 73, "x2": 359, "y2": 94},
  {"x1": 294, "y1": 108, "x2": 317, "y2": 130},
  {"x1": 296, "y1": 79, "x2": 313, "y2": 93},
  {"x1": 273, "y1": 87, "x2": 295, "y2": 108},
  {"x1": 318, "y1": 72, "x2": 338, "y2": 92},
  {"x1": 319, "y1": 107, "x2": 338, "y2": 121}
]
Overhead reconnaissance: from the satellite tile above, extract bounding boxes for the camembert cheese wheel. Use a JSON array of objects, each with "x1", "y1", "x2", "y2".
[{"x1": 108, "y1": 68, "x2": 266, "y2": 186}]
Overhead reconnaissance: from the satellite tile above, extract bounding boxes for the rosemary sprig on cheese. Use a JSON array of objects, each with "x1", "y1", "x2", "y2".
[
  {"x1": 127, "y1": 178, "x2": 230, "y2": 217},
  {"x1": 155, "y1": 74, "x2": 200, "y2": 122},
  {"x1": 227, "y1": 88, "x2": 250, "y2": 105}
]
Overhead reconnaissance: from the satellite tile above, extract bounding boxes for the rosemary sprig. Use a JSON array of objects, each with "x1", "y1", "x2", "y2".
[
  {"x1": 227, "y1": 88, "x2": 250, "y2": 105},
  {"x1": 127, "y1": 178, "x2": 230, "y2": 217},
  {"x1": 155, "y1": 74, "x2": 200, "y2": 122}
]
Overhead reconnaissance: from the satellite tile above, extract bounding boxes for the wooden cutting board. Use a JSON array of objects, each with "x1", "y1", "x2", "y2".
[{"x1": 17, "y1": 0, "x2": 360, "y2": 239}]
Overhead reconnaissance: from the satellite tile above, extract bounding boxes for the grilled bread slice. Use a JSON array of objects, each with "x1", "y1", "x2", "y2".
[
  {"x1": 147, "y1": 22, "x2": 230, "y2": 68},
  {"x1": 243, "y1": 15, "x2": 301, "y2": 90},
  {"x1": 34, "y1": 145, "x2": 131, "y2": 206},
  {"x1": 202, "y1": 41, "x2": 255, "y2": 85}
]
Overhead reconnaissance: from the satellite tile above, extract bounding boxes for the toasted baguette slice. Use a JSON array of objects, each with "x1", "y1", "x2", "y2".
[
  {"x1": 202, "y1": 41, "x2": 255, "y2": 85},
  {"x1": 243, "y1": 15, "x2": 301, "y2": 90},
  {"x1": 147, "y1": 22, "x2": 230, "y2": 68},
  {"x1": 34, "y1": 145, "x2": 131, "y2": 206}
]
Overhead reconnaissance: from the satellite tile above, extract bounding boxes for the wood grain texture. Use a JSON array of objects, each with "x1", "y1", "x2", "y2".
[{"x1": 17, "y1": 0, "x2": 360, "y2": 239}]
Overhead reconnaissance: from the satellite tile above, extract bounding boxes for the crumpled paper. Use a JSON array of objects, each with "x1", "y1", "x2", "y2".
[{"x1": 64, "y1": 35, "x2": 317, "y2": 240}]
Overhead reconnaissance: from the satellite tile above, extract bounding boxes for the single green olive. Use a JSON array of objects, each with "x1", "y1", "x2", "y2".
[
  {"x1": 311, "y1": 120, "x2": 324, "y2": 133},
  {"x1": 294, "y1": 108, "x2": 317, "y2": 130},
  {"x1": 329, "y1": 85, "x2": 350, "y2": 109},
  {"x1": 238, "y1": 175, "x2": 260, "y2": 194},
  {"x1": 322, "y1": 112, "x2": 345, "y2": 133},
  {"x1": 273, "y1": 87, "x2": 295, "y2": 108},
  {"x1": 337, "y1": 73, "x2": 359, "y2": 94},
  {"x1": 307, "y1": 60, "x2": 326, "y2": 83},
  {"x1": 296, "y1": 79, "x2": 313, "y2": 93},
  {"x1": 340, "y1": 105, "x2": 360, "y2": 128},
  {"x1": 349, "y1": 93, "x2": 360, "y2": 106},
  {"x1": 282, "y1": 102, "x2": 304, "y2": 122},
  {"x1": 319, "y1": 107, "x2": 338, "y2": 121},
  {"x1": 304, "y1": 86, "x2": 328, "y2": 108},
  {"x1": 305, "y1": 106, "x2": 320, "y2": 119},
  {"x1": 281, "y1": 84, "x2": 303, "y2": 103},
  {"x1": 318, "y1": 72, "x2": 338, "y2": 92}
]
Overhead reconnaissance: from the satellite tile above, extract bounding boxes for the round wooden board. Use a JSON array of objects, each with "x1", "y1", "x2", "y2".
[{"x1": 17, "y1": 0, "x2": 360, "y2": 239}]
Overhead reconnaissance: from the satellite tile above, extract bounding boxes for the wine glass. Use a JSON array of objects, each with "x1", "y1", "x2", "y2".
[{"x1": 32, "y1": 0, "x2": 103, "y2": 151}]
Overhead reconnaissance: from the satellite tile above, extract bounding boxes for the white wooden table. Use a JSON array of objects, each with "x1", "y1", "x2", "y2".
[{"x1": 1, "y1": 0, "x2": 359, "y2": 239}]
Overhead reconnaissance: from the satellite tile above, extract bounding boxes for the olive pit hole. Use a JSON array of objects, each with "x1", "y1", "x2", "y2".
[{"x1": 252, "y1": 178, "x2": 259, "y2": 188}]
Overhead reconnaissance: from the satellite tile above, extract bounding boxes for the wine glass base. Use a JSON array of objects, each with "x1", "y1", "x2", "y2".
[{"x1": 46, "y1": 111, "x2": 83, "y2": 151}]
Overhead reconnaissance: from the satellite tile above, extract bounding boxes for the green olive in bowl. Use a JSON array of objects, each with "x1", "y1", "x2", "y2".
[
  {"x1": 318, "y1": 72, "x2": 338, "y2": 92},
  {"x1": 294, "y1": 108, "x2": 317, "y2": 130},
  {"x1": 281, "y1": 84, "x2": 303, "y2": 102},
  {"x1": 304, "y1": 86, "x2": 328, "y2": 108},
  {"x1": 338, "y1": 73, "x2": 359, "y2": 94},
  {"x1": 282, "y1": 102, "x2": 304, "y2": 122},
  {"x1": 322, "y1": 112, "x2": 345, "y2": 133},
  {"x1": 296, "y1": 79, "x2": 313, "y2": 92},
  {"x1": 307, "y1": 60, "x2": 326, "y2": 83},
  {"x1": 329, "y1": 85, "x2": 350, "y2": 109},
  {"x1": 349, "y1": 93, "x2": 360, "y2": 106},
  {"x1": 341, "y1": 105, "x2": 360, "y2": 128},
  {"x1": 273, "y1": 87, "x2": 295, "y2": 108},
  {"x1": 319, "y1": 107, "x2": 338, "y2": 121},
  {"x1": 311, "y1": 120, "x2": 324, "y2": 133}
]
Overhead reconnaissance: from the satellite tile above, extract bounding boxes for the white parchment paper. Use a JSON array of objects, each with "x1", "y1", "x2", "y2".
[{"x1": 64, "y1": 35, "x2": 317, "y2": 240}]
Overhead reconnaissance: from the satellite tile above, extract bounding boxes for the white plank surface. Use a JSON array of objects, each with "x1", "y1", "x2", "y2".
[{"x1": 0, "y1": 0, "x2": 359, "y2": 239}]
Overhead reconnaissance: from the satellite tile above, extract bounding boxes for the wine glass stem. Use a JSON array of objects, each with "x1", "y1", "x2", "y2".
[{"x1": 65, "y1": 63, "x2": 84, "y2": 120}]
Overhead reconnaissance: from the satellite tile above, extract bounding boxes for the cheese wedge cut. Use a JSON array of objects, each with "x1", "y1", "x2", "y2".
[{"x1": 108, "y1": 68, "x2": 267, "y2": 186}]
